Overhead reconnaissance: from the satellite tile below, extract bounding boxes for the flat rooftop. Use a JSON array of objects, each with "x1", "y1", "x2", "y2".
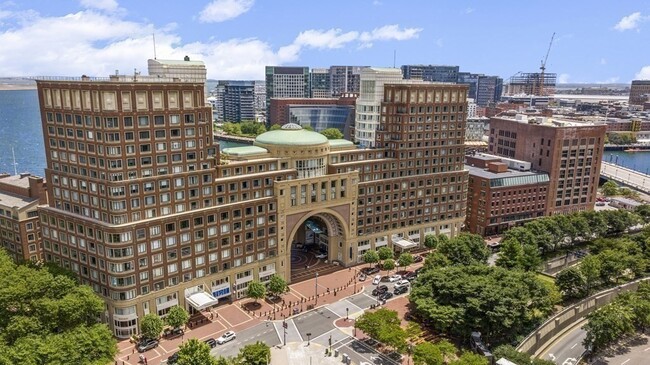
[
  {"x1": 466, "y1": 165, "x2": 549, "y2": 187},
  {"x1": 0, "y1": 173, "x2": 38, "y2": 189},
  {"x1": 0, "y1": 191, "x2": 37, "y2": 210}
]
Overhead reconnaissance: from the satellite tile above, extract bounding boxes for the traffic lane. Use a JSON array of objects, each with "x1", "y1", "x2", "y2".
[
  {"x1": 540, "y1": 324, "x2": 587, "y2": 365},
  {"x1": 293, "y1": 307, "x2": 338, "y2": 341},
  {"x1": 210, "y1": 322, "x2": 280, "y2": 359},
  {"x1": 594, "y1": 333, "x2": 649, "y2": 365},
  {"x1": 335, "y1": 338, "x2": 398, "y2": 365}
]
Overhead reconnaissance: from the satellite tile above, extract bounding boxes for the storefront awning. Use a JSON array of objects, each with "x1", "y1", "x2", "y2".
[
  {"x1": 185, "y1": 291, "x2": 219, "y2": 310},
  {"x1": 391, "y1": 236, "x2": 417, "y2": 249}
]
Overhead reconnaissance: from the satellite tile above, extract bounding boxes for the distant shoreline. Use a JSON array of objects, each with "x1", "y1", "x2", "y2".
[{"x1": 0, "y1": 84, "x2": 37, "y2": 90}]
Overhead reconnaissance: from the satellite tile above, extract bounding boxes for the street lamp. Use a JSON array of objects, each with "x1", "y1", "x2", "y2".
[
  {"x1": 315, "y1": 272, "x2": 319, "y2": 307},
  {"x1": 307, "y1": 332, "x2": 312, "y2": 346},
  {"x1": 346, "y1": 307, "x2": 349, "y2": 321}
]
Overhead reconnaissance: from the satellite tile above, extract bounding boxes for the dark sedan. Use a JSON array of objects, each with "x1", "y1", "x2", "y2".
[{"x1": 372, "y1": 285, "x2": 388, "y2": 296}]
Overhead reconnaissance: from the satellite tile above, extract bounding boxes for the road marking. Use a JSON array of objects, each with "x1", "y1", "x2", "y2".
[
  {"x1": 621, "y1": 359, "x2": 630, "y2": 365},
  {"x1": 311, "y1": 328, "x2": 337, "y2": 343},
  {"x1": 562, "y1": 357, "x2": 577, "y2": 365},
  {"x1": 548, "y1": 353, "x2": 556, "y2": 361},
  {"x1": 570, "y1": 343, "x2": 578, "y2": 349},
  {"x1": 219, "y1": 315, "x2": 234, "y2": 328},
  {"x1": 272, "y1": 322, "x2": 282, "y2": 344},
  {"x1": 644, "y1": 347, "x2": 650, "y2": 352},
  {"x1": 290, "y1": 319, "x2": 303, "y2": 342}
]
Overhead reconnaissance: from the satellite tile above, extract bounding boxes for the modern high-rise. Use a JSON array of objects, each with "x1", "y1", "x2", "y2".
[
  {"x1": 629, "y1": 80, "x2": 650, "y2": 105},
  {"x1": 310, "y1": 68, "x2": 331, "y2": 98},
  {"x1": 504, "y1": 72, "x2": 557, "y2": 96},
  {"x1": 34, "y1": 69, "x2": 469, "y2": 338},
  {"x1": 354, "y1": 68, "x2": 406, "y2": 147},
  {"x1": 330, "y1": 66, "x2": 367, "y2": 97},
  {"x1": 488, "y1": 115, "x2": 606, "y2": 215},
  {"x1": 0, "y1": 173, "x2": 48, "y2": 262},
  {"x1": 476, "y1": 75, "x2": 503, "y2": 107},
  {"x1": 401, "y1": 65, "x2": 460, "y2": 83},
  {"x1": 216, "y1": 80, "x2": 256, "y2": 122},
  {"x1": 265, "y1": 66, "x2": 310, "y2": 125}
]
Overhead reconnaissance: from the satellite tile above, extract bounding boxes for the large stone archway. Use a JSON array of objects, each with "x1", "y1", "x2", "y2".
[{"x1": 281, "y1": 208, "x2": 353, "y2": 283}]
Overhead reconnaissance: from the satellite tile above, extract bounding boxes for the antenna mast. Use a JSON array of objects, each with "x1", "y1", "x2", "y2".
[
  {"x1": 153, "y1": 33, "x2": 157, "y2": 59},
  {"x1": 393, "y1": 50, "x2": 396, "y2": 68}
]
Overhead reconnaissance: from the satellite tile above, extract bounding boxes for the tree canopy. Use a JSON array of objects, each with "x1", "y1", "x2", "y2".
[
  {"x1": 238, "y1": 341, "x2": 271, "y2": 365},
  {"x1": 410, "y1": 265, "x2": 555, "y2": 344},
  {"x1": 0, "y1": 249, "x2": 117, "y2": 365},
  {"x1": 166, "y1": 305, "x2": 190, "y2": 329},
  {"x1": 247, "y1": 281, "x2": 266, "y2": 302},
  {"x1": 140, "y1": 313, "x2": 164, "y2": 340},
  {"x1": 437, "y1": 233, "x2": 489, "y2": 266},
  {"x1": 177, "y1": 338, "x2": 219, "y2": 365},
  {"x1": 355, "y1": 308, "x2": 407, "y2": 352},
  {"x1": 320, "y1": 128, "x2": 344, "y2": 139},
  {"x1": 363, "y1": 250, "x2": 380, "y2": 267},
  {"x1": 267, "y1": 275, "x2": 288, "y2": 297},
  {"x1": 398, "y1": 252, "x2": 415, "y2": 268},
  {"x1": 378, "y1": 246, "x2": 394, "y2": 261}
]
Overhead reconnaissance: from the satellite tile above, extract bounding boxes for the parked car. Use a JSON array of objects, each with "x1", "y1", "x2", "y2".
[
  {"x1": 216, "y1": 331, "x2": 236, "y2": 344},
  {"x1": 388, "y1": 274, "x2": 402, "y2": 282},
  {"x1": 204, "y1": 338, "x2": 217, "y2": 348},
  {"x1": 167, "y1": 352, "x2": 179, "y2": 365},
  {"x1": 372, "y1": 285, "x2": 388, "y2": 296},
  {"x1": 394, "y1": 279, "x2": 410, "y2": 288},
  {"x1": 165, "y1": 327, "x2": 184, "y2": 339},
  {"x1": 315, "y1": 253, "x2": 327, "y2": 259},
  {"x1": 596, "y1": 202, "x2": 606, "y2": 206},
  {"x1": 361, "y1": 267, "x2": 380, "y2": 275},
  {"x1": 372, "y1": 275, "x2": 382, "y2": 285},
  {"x1": 394, "y1": 285, "x2": 408, "y2": 295},
  {"x1": 379, "y1": 292, "x2": 394, "y2": 301},
  {"x1": 358, "y1": 273, "x2": 367, "y2": 281},
  {"x1": 403, "y1": 272, "x2": 417, "y2": 281},
  {"x1": 137, "y1": 338, "x2": 159, "y2": 353}
]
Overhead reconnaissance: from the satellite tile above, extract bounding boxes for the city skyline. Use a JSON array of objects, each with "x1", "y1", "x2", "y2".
[{"x1": 0, "y1": 0, "x2": 648, "y2": 83}]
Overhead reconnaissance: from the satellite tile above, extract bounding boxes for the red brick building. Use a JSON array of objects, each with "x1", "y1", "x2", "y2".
[
  {"x1": 0, "y1": 173, "x2": 48, "y2": 261},
  {"x1": 488, "y1": 115, "x2": 606, "y2": 215},
  {"x1": 465, "y1": 154, "x2": 549, "y2": 236}
]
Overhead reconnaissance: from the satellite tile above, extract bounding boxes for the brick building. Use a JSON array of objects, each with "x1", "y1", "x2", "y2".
[
  {"x1": 629, "y1": 80, "x2": 650, "y2": 105},
  {"x1": 0, "y1": 173, "x2": 48, "y2": 262},
  {"x1": 464, "y1": 154, "x2": 549, "y2": 235},
  {"x1": 35, "y1": 74, "x2": 467, "y2": 338},
  {"x1": 488, "y1": 115, "x2": 606, "y2": 214}
]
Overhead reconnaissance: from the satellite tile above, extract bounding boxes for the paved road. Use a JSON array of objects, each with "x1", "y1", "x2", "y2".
[
  {"x1": 539, "y1": 321, "x2": 587, "y2": 365},
  {"x1": 592, "y1": 333, "x2": 650, "y2": 365},
  {"x1": 207, "y1": 272, "x2": 412, "y2": 364}
]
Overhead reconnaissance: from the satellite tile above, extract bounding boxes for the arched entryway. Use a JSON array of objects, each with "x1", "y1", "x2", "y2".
[{"x1": 287, "y1": 211, "x2": 349, "y2": 282}]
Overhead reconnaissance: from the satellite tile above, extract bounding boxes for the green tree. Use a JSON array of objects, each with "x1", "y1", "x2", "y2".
[
  {"x1": 302, "y1": 125, "x2": 314, "y2": 131},
  {"x1": 238, "y1": 341, "x2": 271, "y2": 365},
  {"x1": 398, "y1": 252, "x2": 415, "y2": 268},
  {"x1": 598, "y1": 250, "x2": 628, "y2": 284},
  {"x1": 423, "y1": 252, "x2": 451, "y2": 270},
  {"x1": 410, "y1": 265, "x2": 554, "y2": 343},
  {"x1": 269, "y1": 124, "x2": 282, "y2": 130},
  {"x1": 0, "y1": 250, "x2": 117, "y2": 364},
  {"x1": 413, "y1": 342, "x2": 443, "y2": 365},
  {"x1": 267, "y1": 275, "x2": 288, "y2": 297},
  {"x1": 140, "y1": 313, "x2": 164, "y2": 339},
  {"x1": 579, "y1": 255, "x2": 601, "y2": 294},
  {"x1": 247, "y1": 281, "x2": 266, "y2": 302},
  {"x1": 222, "y1": 122, "x2": 242, "y2": 135},
  {"x1": 320, "y1": 128, "x2": 344, "y2": 139},
  {"x1": 424, "y1": 234, "x2": 438, "y2": 249},
  {"x1": 378, "y1": 246, "x2": 394, "y2": 262},
  {"x1": 583, "y1": 302, "x2": 635, "y2": 352},
  {"x1": 450, "y1": 352, "x2": 489, "y2": 365},
  {"x1": 177, "y1": 338, "x2": 219, "y2": 365},
  {"x1": 437, "y1": 233, "x2": 489, "y2": 266},
  {"x1": 634, "y1": 204, "x2": 650, "y2": 223},
  {"x1": 363, "y1": 250, "x2": 380, "y2": 267},
  {"x1": 166, "y1": 305, "x2": 190, "y2": 329},
  {"x1": 520, "y1": 244, "x2": 543, "y2": 271},
  {"x1": 555, "y1": 267, "x2": 588, "y2": 300},
  {"x1": 356, "y1": 308, "x2": 407, "y2": 351},
  {"x1": 383, "y1": 258, "x2": 396, "y2": 273},
  {"x1": 495, "y1": 239, "x2": 524, "y2": 270}
]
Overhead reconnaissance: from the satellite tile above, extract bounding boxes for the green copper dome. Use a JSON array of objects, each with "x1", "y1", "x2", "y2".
[{"x1": 254, "y1": 123, "x2": 329, "y2": 147}]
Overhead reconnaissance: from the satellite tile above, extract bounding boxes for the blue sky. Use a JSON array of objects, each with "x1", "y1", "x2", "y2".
[{"x1": 0, "y1": 0, "x2": 649, "y2": 83}]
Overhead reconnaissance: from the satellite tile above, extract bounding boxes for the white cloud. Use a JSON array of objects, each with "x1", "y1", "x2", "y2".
[
  {"x1": 294, "y1": 29, "x2": 359, "y2": 49},
  {"x1": 635, "y1": 66, "x2": 650, "y2": 80},
  {"x1": 0, "y1": 9, "x2": 422, "y2": 80},
  {"x1": 359, "y1": 24, "x2": 422, "y2": 43},
  {"x1": 598, "y1": 76, "x2": 620, "y2": 84},
  {"x1": 600, "y1": 58, "x2": 607, "y2": 65},
  {"x1": 435, "y1": 38, "x2": 443, "y2": 48},
  {"x1": 372, "y1": 0, "x2": 382, "y2": 5},
  {"x1": 558, "y1": 73, "x2": 570, "y2": 83},
  {"x1": 198, "y1": 0, "x2": 254, "y2": 23},
  {"x1": 464, "y1": 7, "x2": 475, "y2": 14},
  {"x1": 613, "y1": 12, "x2": 648, "y2": 31},
  {"x1": 79, "y1": 0, "x2": 119, "y2": 12}
]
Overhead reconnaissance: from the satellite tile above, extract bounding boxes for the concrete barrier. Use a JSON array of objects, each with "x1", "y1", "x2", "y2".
[{"x1": 516, "y1": 277, "x2": 650, "y2": 355}]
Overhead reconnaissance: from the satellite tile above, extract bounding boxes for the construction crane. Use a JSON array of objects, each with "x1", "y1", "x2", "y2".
[{"x1": 538, "y1": 32, "x2": 555, "y2": 96}]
